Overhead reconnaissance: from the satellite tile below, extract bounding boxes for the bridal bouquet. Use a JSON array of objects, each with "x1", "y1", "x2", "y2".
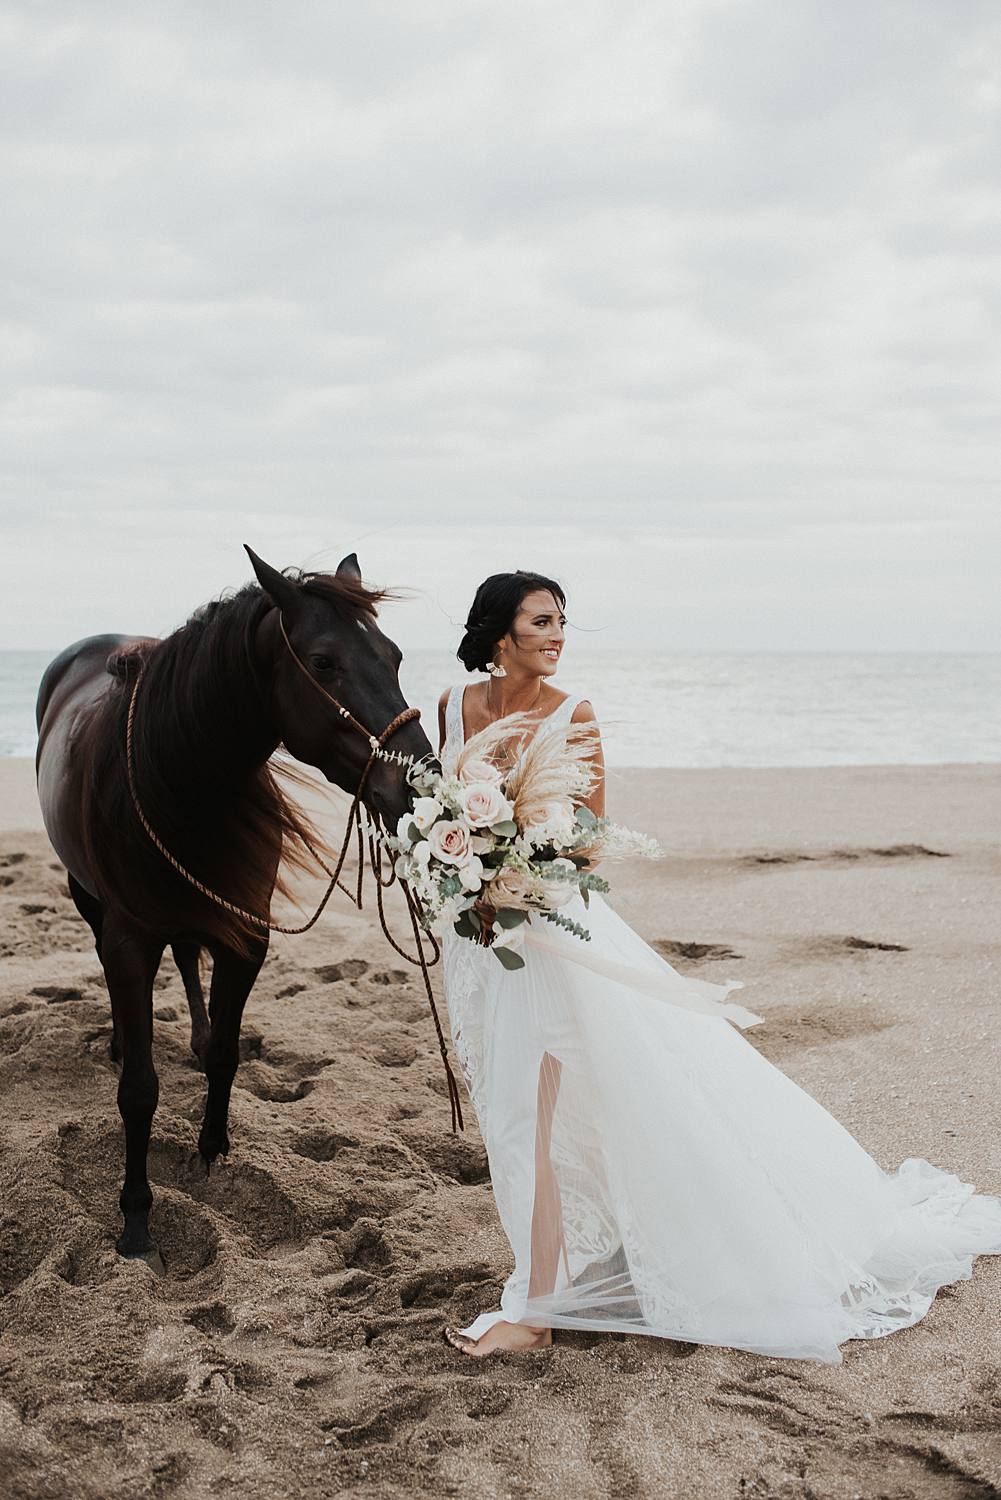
[{"x1": 380, "y1": 711, "x2": 660, "y2": 970}]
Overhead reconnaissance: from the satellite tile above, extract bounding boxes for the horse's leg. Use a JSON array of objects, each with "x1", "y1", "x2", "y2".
[
  {"x1": 67, "y1": 872, "x2": 104, "y2": 954},
  {"x1": 197, "y1": 938, "x2": 268, "y2": 1170},
  {"x1": 67, "y1": 873, "x2": 121, "y2": 1061},
  {"x1": 102, "y1": 913, "x2": 165, "y2": 1265},
  {"x1": 171, "y1": 940, "x2": 210, "y2": 1070}
]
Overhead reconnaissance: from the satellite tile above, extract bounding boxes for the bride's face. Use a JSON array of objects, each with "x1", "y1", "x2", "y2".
[{"x1": 497, "y1": 589, "x2": 566, "y2": 678}]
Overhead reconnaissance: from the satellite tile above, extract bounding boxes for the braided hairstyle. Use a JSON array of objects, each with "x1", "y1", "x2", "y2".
[{"x1": 456, "y1": 571, "x2": 566, "y2": 673}]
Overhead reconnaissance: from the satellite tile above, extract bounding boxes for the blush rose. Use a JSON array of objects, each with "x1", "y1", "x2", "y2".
[{"x1": 427, "y1": 819, "x2": 472, "y2": 865}]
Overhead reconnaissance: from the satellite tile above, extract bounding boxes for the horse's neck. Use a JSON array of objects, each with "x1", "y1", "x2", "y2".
[{"x1": 148, "y1": 609, "x2": 280, "y2": 797}]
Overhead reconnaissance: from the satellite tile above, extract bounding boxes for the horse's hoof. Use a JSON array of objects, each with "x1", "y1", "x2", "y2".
[
  {"x1": 116, "y1": 1239, "x2": 166, "y2": 1277},
  {"x1": 197, "y1": 1133, "x2": 230, "y2": 1170}
]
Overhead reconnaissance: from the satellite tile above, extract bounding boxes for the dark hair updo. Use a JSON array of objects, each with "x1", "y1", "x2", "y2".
[{"x1": 456, "y1": 570, "x2": 566, "y2": 674}]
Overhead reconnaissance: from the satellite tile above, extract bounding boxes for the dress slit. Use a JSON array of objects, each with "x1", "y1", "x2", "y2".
[{"x1": 528, "y1": 1051, "x2": 569, "y2": 1302}]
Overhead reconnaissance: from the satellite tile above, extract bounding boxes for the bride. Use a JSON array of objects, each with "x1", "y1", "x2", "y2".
[{"x1": 434, "y1": 570, "x2": 1001, "y2": 1363}]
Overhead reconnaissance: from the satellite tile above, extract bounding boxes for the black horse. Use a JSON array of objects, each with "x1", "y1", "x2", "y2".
[{"x1": 34, "y1": 547, "x2": 432, "y2": 1270}]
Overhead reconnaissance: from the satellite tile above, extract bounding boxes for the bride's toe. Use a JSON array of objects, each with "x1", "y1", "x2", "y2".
[{"x1": 442, "y1": 1324, "x2": 479, "y2": 1354}]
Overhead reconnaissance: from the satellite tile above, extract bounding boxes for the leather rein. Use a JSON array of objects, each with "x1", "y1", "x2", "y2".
[{"x1": 123, "y1": 609, "x2": 464, "y2": 1132}]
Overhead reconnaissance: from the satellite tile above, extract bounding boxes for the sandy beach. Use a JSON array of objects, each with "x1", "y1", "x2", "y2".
[{"x1": 1, "y1": 754, "x2": 999, "y2": 1499}]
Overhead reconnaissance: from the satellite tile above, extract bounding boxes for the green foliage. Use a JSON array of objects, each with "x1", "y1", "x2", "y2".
[
  {"x1": 453, "y1": 911, "x2": 478, "y2": 940},
  {"x1": 495, "y1": 908, "x2": 527, "y2": 929},
  {"x1": 493, "y1": 946, "x2": 526, "y2": 970},
  {"x1": 541, "y1": 909, "x2": 592, "y2": 941},
  {"x1": 490, "y1": 819, "x2": 518, "y2": 838}
]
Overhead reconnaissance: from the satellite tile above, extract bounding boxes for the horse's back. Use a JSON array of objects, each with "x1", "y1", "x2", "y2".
[
  {"x1": 35, "y1": 633, "x2": 158, "y2": 894},
  {"x1": 35, "y1": 634, "x2": 142, "y2": 731}
]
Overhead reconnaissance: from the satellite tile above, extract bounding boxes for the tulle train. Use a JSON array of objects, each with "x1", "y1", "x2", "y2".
[{"x1": 443, "y1": 891, "x2": 1001, "y2": 1364}]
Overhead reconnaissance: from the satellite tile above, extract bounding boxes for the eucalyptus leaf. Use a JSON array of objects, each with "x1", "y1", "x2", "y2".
[
  {"x1": 575, "y1": 806, "x2": 598, "y2": 829},
  {"x1": 494, "y1": 946, "x2": 526, "y2": 971},
  {"x1": 453, "y1": 911, "x2": 477, "y2": 940},
  {"x1": 490, "y1": 819, "x2": 518, "y2": 838},
  {"x1": 495, "y1": 908, "x2": 527, "y2": 929}
]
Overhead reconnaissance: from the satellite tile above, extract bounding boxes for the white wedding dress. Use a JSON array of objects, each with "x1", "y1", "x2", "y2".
[{"x1": 439, "y1": 683, "x2": 1001, "y2": 1363}]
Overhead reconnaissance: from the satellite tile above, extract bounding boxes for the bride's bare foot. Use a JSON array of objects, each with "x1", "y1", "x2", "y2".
[{"x1": 443, "y1": 1321, "x2": 552, "y2": 1358}]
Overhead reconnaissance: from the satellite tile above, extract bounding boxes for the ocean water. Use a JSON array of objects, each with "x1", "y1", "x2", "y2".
[{"x1": 7, "y1": 647, "x2": 1001, "y2": 768}]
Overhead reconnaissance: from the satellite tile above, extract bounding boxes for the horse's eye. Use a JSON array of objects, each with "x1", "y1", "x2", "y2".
[{"x1": 310, "y1": 655, "x2": 337, "y2": 673}]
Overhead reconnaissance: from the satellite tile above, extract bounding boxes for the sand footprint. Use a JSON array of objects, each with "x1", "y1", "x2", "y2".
[
  {"x1": 653, "y1": 939, "x2": 744, "y2": 964},
  {"x1": 742, "y1": 844, "x2": 949, "y2": 868}
]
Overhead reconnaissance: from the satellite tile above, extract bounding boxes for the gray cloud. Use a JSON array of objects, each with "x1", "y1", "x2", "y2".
[{"x1": 2, "y1": 0, "x2": 999, "y2": 650}]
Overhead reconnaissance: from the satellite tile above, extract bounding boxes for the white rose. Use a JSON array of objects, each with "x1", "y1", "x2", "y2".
[
  {"x1": 459, "y1": 756, "x2": 504, "y2": 787},
  {"x1": 458, "y1": 855, "x2": 485, "y2": 892},
  {"x1": 411, "y1": 796, "x2": 445, "y2": 832},
  {"x1": 427, "y1": 819, "x2": 472, "y2": 865},
  {"x1": 539, "y1": 858, "x2": 578, "y2": 908},
  {"x1": 523, "y1": 799, "x2": 576, "y2": 847},
  {"x1": 462, "y1": 782, "x2": 514, "y2": 829},
  {"x1": 411, "y1": 839, "x2": 432, "y2": 867}
]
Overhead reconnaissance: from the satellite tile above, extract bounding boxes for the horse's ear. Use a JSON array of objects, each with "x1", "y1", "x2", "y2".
[
  {"x1": 244, "y1": 545, "x2": 301, "y2": 614},
  {"x1": 336, "y1": 552, "x2": 362, "y2": 580}
]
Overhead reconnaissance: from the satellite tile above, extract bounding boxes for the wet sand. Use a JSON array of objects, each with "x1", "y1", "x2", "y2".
[{"x1": 1, "y1": 757, "x2": 999, "y2": 1499}]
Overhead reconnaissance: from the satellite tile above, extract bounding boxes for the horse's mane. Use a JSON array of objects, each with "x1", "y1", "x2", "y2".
[{"x1": 79, "y1": 569, "x2": 391, "y2": 957}]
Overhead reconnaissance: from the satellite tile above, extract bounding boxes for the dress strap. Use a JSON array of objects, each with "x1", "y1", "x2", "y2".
[
  {"x1": 444, "y1": 683, "x2": 465, "y2": 767},
  {"x1": 550, "y1": 692, "x2": 588, "y2": 728}
]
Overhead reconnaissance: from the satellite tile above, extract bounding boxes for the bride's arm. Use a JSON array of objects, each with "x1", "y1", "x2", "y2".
[{"x1": 570, "y1": 700, "x2": 605, "y2": 870}]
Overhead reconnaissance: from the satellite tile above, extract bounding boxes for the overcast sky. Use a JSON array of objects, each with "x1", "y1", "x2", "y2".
[{"x1": 2, "y1": 0, "x2": 999, "y2": 654}]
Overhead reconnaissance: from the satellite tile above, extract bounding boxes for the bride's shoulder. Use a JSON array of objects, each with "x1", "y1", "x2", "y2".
[{"x1": 566, "y1": 693, "x2": 596, "y2": 723}]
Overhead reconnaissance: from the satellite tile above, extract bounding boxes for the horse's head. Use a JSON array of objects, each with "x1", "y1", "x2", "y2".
[{"x1": 245, "y1": 545, "x2": 434, "y2": 825}]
